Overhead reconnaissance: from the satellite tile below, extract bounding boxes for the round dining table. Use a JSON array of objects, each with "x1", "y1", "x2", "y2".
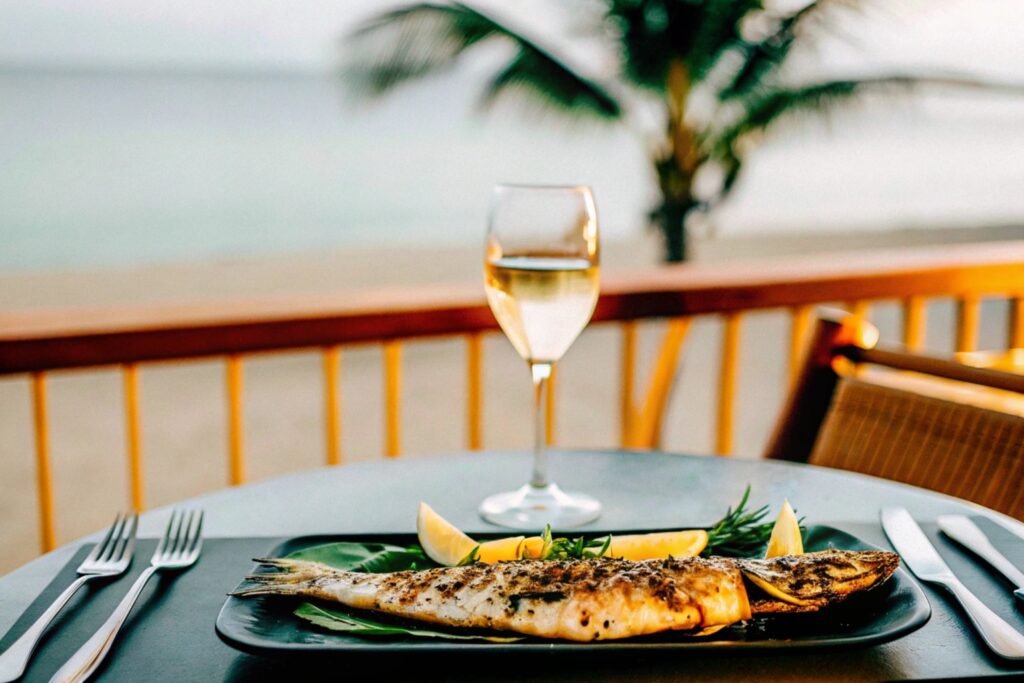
[{"x1": 2, "y1": 449, "x2": 1023, "y2": 682}]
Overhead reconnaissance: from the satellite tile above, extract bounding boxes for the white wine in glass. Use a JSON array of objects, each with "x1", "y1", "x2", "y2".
[{"x1": 479, "y1": 184, "x2": 602, "y2": 529}]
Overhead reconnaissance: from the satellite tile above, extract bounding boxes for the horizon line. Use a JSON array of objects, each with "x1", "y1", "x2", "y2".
[{"x1": 0, "y1": 61, "x2": 340, "y2": 79}]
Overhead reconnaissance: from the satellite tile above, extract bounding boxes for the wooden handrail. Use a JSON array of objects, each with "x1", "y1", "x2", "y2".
[
  {"x1": 7, "y1": 240, "x2": 1024, "y2": 556},
  {"x1": 2, "y1": 240, "x2": 1023, "y2": 375},
  {"x1": 849, "y1": 346, "x2": 1024, "y2": 394}
]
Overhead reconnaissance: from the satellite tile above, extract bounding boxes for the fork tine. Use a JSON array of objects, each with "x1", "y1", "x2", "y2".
[
  {"x1": 154, "y1": 509, "x2": 178, "y2": 559},
  {"x1": 118, "y1": 513, "x2": 139, "y2": 562},
  {"x1": 169, "y1": 509, "x2": 185, "y2": 553},
  {"x1": 108, "y1": 511, "x2": 134, "y2": 562},
  {"x1": 186, "y1": 510, "x2": 204, "y2": 559},
  {"x1": 84, "y1": 513, "x2": 122, "y2": 564},
  {"x1": 173, "y1": 510, "x2": 194, "y2": 557},
  {"x1": 97, "y1": 513, "x2": 127, "y2": 563}
]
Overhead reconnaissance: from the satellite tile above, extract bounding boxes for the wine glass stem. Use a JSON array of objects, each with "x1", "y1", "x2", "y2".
[{"x1": 529, "y1": 361, "x2": 553, "y2": 488}]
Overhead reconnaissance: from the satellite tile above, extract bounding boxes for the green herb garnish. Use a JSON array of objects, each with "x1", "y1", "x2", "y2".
[
  {"x1": 456, "y1": 545, "x2": 480, "y2": 566},
  {"x1": 703, "y1": 485, "x2": 788, "y2": 558},
  {"x1": 286, "y1": 541, "x2": 435, "y2": 572},
  {"x1": 537, "y1": 524, "x2": 613, "y2": 560},
  {"x1": 295, "y1": 603, "x2": 520, "y2": 642}
]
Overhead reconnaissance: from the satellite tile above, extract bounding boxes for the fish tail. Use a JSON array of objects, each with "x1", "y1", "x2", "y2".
[
  {"x1": 229, "y1": 557, "x2": 335, "y2": 597},
  {"x1": 229, "y1": 584, "x2": 306, "y2": 597},
  {"x1": 252, "y1": 557, "x2": 301, "y2": 568}
]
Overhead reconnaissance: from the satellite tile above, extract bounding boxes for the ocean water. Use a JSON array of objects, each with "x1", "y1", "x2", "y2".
[
  {"x1": 2, "y1": 69, "x2": 1023, "y2": 273},
  {"x1": 0, "y1": 70, "x2": 653, "y2": 272}
]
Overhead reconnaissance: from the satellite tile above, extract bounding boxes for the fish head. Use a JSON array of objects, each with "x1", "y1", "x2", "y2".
[{"x1": 737, "y1": 549, "x2": 900, "y2": 613}]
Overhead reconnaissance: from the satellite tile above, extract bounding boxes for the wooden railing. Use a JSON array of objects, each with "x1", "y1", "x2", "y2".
[{"x1": 2, "y1": 240, "x2": 1023, "y2": 552}]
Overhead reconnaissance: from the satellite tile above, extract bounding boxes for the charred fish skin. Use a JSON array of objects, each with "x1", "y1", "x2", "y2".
[
  {"x1": 233, "y1": 556, "x2": 751, "y2": 642},
  {"x1": 738, "y1": 549, "x2": 900, "y2": 614}
]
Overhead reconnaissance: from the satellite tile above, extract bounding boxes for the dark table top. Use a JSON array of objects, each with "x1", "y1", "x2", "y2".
[{"x1": 2, "y1": 450, "x2": 1023, "y2": 681}]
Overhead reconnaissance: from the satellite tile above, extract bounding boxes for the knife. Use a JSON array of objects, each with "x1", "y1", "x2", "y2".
[
  {"x1": 938, "y1": 515, "x2": 1024, "y2": 603},
  {"x1": 881, "y1": 507, "x2": 1024, "y2": 660}
]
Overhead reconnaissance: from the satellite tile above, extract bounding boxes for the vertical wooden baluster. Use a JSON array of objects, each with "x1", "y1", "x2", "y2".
[
  {"x1": 788, "y1": 305, "x2": 814, "y2": 388},
  {"x1": 902, "y1": 296, "x2": 927, "y2": 351},
  {"x1": 466, "y1": 334, "x2": 484, "y2": 450},
  {"x1": 635, "y1": 317, "x2": 692, "y2": 449},
  {"x1": 31, "y1": 373, "x2": 55, "y2": 552},
  {"x1": 1008, "y1": 296, "x2": 1024, "y2": 349},
  {"x1": 226, "y1": 355, "x2": 246, "y2": 485},
  {"x1": 845, "y1": 302, "x2": 871, "y2": 381},
  {"x1": 384, "y1": 341, "x2": 402, "y2": 457},
  {"x1": 716, "y1": 314, "x2": 742, "y2": 456},
  {"x1": 545, "y1": 365, "x2": 557, "y2": 446},
  {"x1": 956, "y1": 295, "x2": 981, "y2": 353},
  {"x1": 323, "y1": 346, "x2": 342, "y2": 466},
  {"x1": 620, "y1": 321, "x2": 638, "y2": 447},
  {"x1": 123, "y1": 363, "x2": 145, "y2": 511},
  {"x1": 845, "y1": 300, "x2": 870, "y2": 322}
]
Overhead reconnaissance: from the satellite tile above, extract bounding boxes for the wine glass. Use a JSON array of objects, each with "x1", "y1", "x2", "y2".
[{"x1": 478, "y1": 184, "x2": 602, "y2": 529}]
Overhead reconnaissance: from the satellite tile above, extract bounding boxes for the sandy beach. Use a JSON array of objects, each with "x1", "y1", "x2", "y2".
[{"x1": 1, "y1": 226, "x2": 1021, "y2": 575}]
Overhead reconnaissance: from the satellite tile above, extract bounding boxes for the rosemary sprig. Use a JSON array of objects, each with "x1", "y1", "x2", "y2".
[
  {"x1": 459, "y1": 486, "x2": 784, "y2": 565},
  {"x1": 456, "y1": 545, "x2": 480, "y2": 566},
  {"x1": 536, "y1": 525, "x2": 612, "y2": 560},
  {"x1": 702, "y1": 485, "x2": 775, "y2": 557}
]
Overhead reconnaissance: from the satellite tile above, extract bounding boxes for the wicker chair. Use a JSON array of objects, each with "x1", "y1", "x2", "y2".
[{"x1": 765, "y1": 314, "x2": 1024, "y2": 520}]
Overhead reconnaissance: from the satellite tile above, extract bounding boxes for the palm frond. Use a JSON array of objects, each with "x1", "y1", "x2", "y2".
[
  {"x1": 344, "y1": 2, "x2": 621, "y2": 120},
  {"x1": 716, "y1": 2, "x2": 821, "y2": 100},
  {"x1": 702, "y1": 73, "x2": 1024, "y2": 207},
  {"x1": 735, "y1": 78, "x2": 879, "y2": 135},
  {"x1": 479, "y1": 46, "x2": 621, "y2": 119},
  {"x1": 716, "y1": 0, "x2": 888, "y2": 100},
  {"x1": 686, "y1": 0, "x2": 762, "y2": 82},
  {"x1": 715, "y1": 74, "x2": 1024, "y2": 155},
  {"x1": 603, "y1": 0, "x2": 701, "y2": 91},
  {"x1": 698, "y1": 76, "x2": 911, "y2": 208},
  {"x1": 344, "y1": 4, "x2": 497, "y2": 95}
]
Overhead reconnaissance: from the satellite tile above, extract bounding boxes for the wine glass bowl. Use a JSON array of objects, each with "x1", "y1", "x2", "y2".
[{"x1": 479, "y1": 184, "x2": 602, "y2": 529}]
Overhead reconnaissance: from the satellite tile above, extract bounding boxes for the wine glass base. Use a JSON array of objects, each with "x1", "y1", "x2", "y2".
[{"x1": 479, "y1": 483, "x2": 601, "y2": 529}]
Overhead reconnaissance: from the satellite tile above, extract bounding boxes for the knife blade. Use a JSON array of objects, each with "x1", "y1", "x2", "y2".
[
  {"x1": 881, "y1": 507, "x2": 1024, "y2": 660},
  {"x1": 938, "y1": 515, "x2": 1024, "y2": 597}
]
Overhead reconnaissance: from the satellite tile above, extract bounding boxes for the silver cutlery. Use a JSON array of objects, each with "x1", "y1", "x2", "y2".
[
  {"x1": 0, "y1": 513, "x2": 137, "y2": 683},
  {"x1": 881, "y1": 507, "x2": 1024, "y2": 660},
  {"x1": 938, "y1": 515, "x2": 1024, "y2": 603},
  {"x1": 49, "y1": 509, "x2": 203, "y2": 683}
]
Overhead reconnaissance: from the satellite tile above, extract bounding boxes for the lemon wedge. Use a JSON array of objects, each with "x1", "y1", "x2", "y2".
[
  {"x1": 607, "y1": 529, "x2": 708, "y2": 560},
  {"x1": 415, "y1": 503, "x2": 711, "y2": 565},
  {"x1": 416, "y1": 502, "x2": 477, "y2": 566},
  {"x1": 477, "y1": 536, "x2": 526, "y2": 563},
  {"x1": 740, "y1": 572, "x2": 813, "y2": 606},
  {"x1": 764, "y1": 499, "x2": 804, "y2": 558},
  {"x1": 519, "y1": 536, "x2": 545, "y2": 559}
]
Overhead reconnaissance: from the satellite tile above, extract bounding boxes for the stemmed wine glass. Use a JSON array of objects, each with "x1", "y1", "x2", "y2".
[{"x1": 478, "y1": 184, "x2": 602, "y2": 528}]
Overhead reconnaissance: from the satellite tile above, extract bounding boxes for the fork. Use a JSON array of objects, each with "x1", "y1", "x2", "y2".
[
  {"x1": 49, "y1": 509, "x2": 203, "y2": 683},
  {"x1": 0, "y1": 513, "x2": 137, "y2": 683}
]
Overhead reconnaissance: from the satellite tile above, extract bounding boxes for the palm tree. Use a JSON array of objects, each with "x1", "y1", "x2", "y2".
[{"x1": 343, "y1": 1, "x2": 1009, "y2": 261}]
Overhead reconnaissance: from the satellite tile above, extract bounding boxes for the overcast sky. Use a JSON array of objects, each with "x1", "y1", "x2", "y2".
[
  {"x1": 0, "y1": 1, "x2": 563, "y2": 71},
  {"x1": 1, "y1": 0, "x2": 1022, "y2": 82}
]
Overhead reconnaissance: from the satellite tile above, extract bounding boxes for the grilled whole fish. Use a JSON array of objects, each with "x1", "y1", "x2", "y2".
[{"x1": 231, "y1": 550, "x2": 898, "y2": 642}]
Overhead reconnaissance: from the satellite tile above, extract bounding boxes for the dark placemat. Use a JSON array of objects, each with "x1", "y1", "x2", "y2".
[
  {"x1": 1, "y1": 523, "x2": 1023, "y2": 682},
  {"x1": 972, "y1": 517, "x2": 1024, "y2": 570},
  {"x1": 851, "y1": 518, "x2": 1024, "y2": 621},
  {"x1": 0, "y1": 538, "x2": 271, "y2": 683}
]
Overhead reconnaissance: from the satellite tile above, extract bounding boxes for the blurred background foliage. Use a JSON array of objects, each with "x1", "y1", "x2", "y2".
[{"x1": 346, "y1": 0, "x2": 1022, "y2": 261}]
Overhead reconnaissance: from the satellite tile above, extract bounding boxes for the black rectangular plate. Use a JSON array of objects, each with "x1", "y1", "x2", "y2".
[{"x1": 215, "y1": 525, "x2": 930, "y2": 655}]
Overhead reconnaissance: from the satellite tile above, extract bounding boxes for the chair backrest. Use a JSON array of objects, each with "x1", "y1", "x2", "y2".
[{"x1": 766, "y1": 314, "x2": 1024, "y2": 519}]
